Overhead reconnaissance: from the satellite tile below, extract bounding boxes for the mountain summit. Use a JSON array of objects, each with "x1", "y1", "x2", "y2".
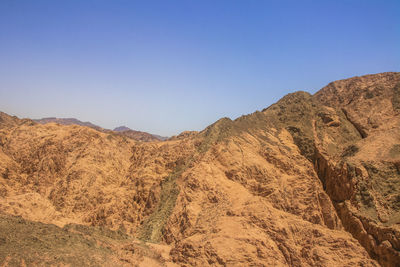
[
  {"x1": 0, "y1": 72, "x2": 399, "y2": 266},
  {"x1": 113, "y1": 126, "x2": 132, "y2": 132}
]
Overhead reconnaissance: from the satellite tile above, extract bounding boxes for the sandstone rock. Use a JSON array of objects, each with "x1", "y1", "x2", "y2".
[{"x1": 1, "y1": 72, "x2": 399, "y2": 266}]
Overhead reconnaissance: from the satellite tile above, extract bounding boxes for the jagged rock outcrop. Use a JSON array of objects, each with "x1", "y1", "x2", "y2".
[
  {"x1": 313, "y1": 72, "x2": 400, "y2": 266},
  {"x1": 1, "y1": 72, "x2": 399, "y2": 266}
]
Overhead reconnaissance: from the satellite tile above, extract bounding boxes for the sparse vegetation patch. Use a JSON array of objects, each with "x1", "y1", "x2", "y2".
[
  {"x1": 0, "y1": 214, "x2": 126, "y2": 266},
  {"x1": 138, "y1": 165, "x2": 183, "y2": 242},
  {"x1": 392, "y1": 83, "x2": 400, "y2": 112},
  {"x1": 342, "y1": 145, "x2": 359, "y2": 157}
]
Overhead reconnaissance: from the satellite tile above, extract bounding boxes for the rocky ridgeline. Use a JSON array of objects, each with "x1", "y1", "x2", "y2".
[{"x1": 34, "y1": 117, "x2": 166, "y2": 142}]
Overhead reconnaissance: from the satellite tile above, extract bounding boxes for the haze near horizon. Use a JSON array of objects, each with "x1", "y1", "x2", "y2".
[{"x1": 1, "y1": 0, "x2": 399, "y2": 136}]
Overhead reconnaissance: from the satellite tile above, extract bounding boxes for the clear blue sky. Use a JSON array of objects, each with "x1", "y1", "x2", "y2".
[{"x1": 1, "y1": 0, "x2": 399, "y2": 136}]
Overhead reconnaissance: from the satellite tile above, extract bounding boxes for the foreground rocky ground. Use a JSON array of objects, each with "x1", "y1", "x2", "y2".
[{"x1": 0, "y1": 72, "x2": 399, "y2": 266}]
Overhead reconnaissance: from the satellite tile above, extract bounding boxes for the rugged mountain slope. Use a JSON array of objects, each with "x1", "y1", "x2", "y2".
[
  {"x1": 0, "y1": 72, "x2": 399, "y2": 266},
  {"x1": 0, "y1": 213, "x2": 176, "y2": 266},
  {"x1": 314, "y1": 72, "x2": 400, "y2": 266}
]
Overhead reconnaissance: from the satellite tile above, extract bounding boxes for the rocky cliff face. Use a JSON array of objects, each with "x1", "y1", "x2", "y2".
[
  {"x1": 314, "y1": 72, "x2": 400, "y2": 266},
  {"x1": 0, "y1": 72, "x2": 399, "y2": 266}
]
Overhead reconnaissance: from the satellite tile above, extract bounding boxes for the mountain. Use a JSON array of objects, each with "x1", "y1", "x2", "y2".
[
  {"x1": 34, "y1": 118, "x2": 166, "y2": 142},
  {"x1": 113, "y1": 126, "x2": 168, "y2": 142},
  {"x1": 0, "y1": 72, "x2": 399, "y2": 266},
  {"x1": 113, "y1": 126, "x2": 132, "y2": 132},
  {"x1": 34, "y1": 117, "x2": 103, "y2": 131}
]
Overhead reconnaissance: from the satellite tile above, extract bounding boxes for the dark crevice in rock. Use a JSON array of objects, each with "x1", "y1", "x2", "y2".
[
  {"x1": 341, "y1": 108, "x2": 367, "y2": 139},
  {"x1": 313, "y1": 151, "x2": 400, "y2": 267},
  {"x1": 392, "y1": 83, "x2": 400, "y2": 112}
]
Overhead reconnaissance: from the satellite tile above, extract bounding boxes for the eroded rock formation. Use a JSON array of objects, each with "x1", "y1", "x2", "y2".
[{"x1": 0, "y1": 72, "x2": 399, "y2": 266}]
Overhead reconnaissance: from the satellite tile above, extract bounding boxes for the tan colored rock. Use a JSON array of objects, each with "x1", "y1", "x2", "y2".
[
  {"x1": 2, "y1": 72, "x2": 399, "y2": 266},
  {"x1": 314, "y1": 72, "x2": 400, "y2": 266}
]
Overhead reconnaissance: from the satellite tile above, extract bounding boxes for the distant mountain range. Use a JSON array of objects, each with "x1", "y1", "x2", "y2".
[
  {"x1": 34, "y1": 117, "x2": 103, "y2": 131},
  {"x1": 34, "y1": 117, "x2": 167, "y2": 142}
]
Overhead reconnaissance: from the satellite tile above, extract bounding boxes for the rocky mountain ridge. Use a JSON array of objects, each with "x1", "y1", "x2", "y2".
[
  {"x1": 113, "y1": 125, "x2": 168, "y2": 142},
  {"x1": 34, "y1": 117, "x2": 166, "y2": 142},
  {"x1": 0, "y1": 72, "x2": 399, "y2": 266},
  {"x1": 34, "y1": 117, "x2": 104, "y2": 131}
]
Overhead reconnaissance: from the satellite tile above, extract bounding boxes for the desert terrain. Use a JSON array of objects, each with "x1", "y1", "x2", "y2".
[{"x1": 0, "y1": 72, "x2": 399, "y2": 266}]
